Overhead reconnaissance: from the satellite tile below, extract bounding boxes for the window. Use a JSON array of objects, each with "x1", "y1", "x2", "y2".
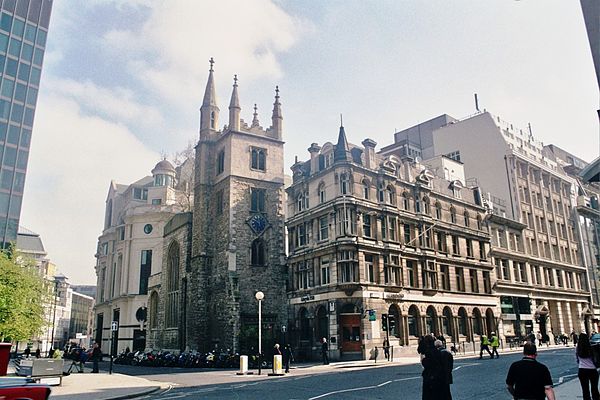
[
  {"x1": 251, "y1": 188, "x2": 265, "y2": 212},
  {"x1": 435, "y1": 203, "x2": 442, "y2": 219},
  {"x1": 402, "y1": 193, "x2": 410, "y2": 210},
  {"x1": 365, "y1": 254, "x2": 376, "y2": 283},
  {"x1": 466, "y1": 239, "x2": 473, "y2": 258},
  {"x1": 297, "y1": 261, "x2": 311, "y2": 289},
  {"x1": 476, "y1": 216, "x2": 482, "y2": 230},
  {"x1": 362, "y1": 180, "x2": 369, "y2": 199},
  {"x1": 296, "y1": 223, "x2": 307, "y2": 247},
  {"x1": 318, "y1": 215, "x2": 328, "y2": 241},
  {"x1": 388, "y1": 216, "x2": 397, "y2": 241},
  {"x1": 139, "y1": 250, "x2": 152, "y2": 295},
  {"x1": 464, "y1": 212, "x2": 470, "y2": 227},
  {"x1": 404, "y1": 224, "x2": 412, "y2": 245},
  {"x1": 318, "y1": 184, "x2": 326, "y2": 204},
  {"x1": 436, "y1": 232, "x2": 447, "y2": 252},
  {"x1": 406, "y1": 260, "x2": 417, "y2": 288},
  {"x1": 363, "y1": 214, "x2": 372, "y2": 238},
  {"x1": 479, "y1": 241, "x2": 486, "y2": 259},
  {"x1": 408, "y1": 306, "x2": 419, "y2": 337},
  {"x1": 251, "y1": 238, "x2": 266, "y2": 266},
  {"x1": 210, "y1": 111, "x2": 216, "y2": 129},
  {"x1": 381, "y1": 216, "x2": 387, "y2": 240},
  {"x1": 378, "y1": 183, "x2": 385, "y2": 202},
  {"x1": 415, "y1": 197, "x2": 421, "y2": 213},
  {"x1": 151, "y1": 198, "x2": 161, "y2": 205},
  {"x1": 419, "y1": 225, "x2": 432, "y2": 248},
  {"x1": 455, "y1": 267, "x2": 465, "y2": 292},
  {"x1": 469, "y1": 269, "x2": 479, "y2": 293},
  {"x1": 165, "y1": 243, "x2": 180, "y2": 328},
  {"x1": 451, "y1": 236, "x2": 459, "y2": 255},
  {"x1": 483, "y1": 271, "x2": 492, "y2": 294},
  {"x1": 217, "y1": 149, "x2": 225, "y2": 175},
  {"x1": 423, "y1": 197, "x2": 430, "y2": 215},
  {"x1": 338, "y1": 250, "x2": 357, "y2": 282},
  {"x1": 297, "y1": 193, "x2": 306, "y2": 212},
  {"x1": 423, "y1": 260, "x2": 437, "y2": 289},
  {"x1": 340, "y1": 173, "x2": 350, "y2": 195},
  {"x1": 440, "y1": 265, "x2": 450, "y2": 290},
  {"x1": 386, "y1": 186, "x2": 395, "y2": 204},
  {"x1": 320, "y1": 257, "x2": 330, "y2": 285},
  {"x1": 133, "y1": 187, "x2": 148, "y2": 201},
  {"x1": 384, "y1": 255, "x2": 402, "y2": 286},
  {"x1": 251, "y1": 147, "x2": 266, "y2": 171},
  {"x1": 450, "y1": 207, "x2": 456, "y2": 223}
]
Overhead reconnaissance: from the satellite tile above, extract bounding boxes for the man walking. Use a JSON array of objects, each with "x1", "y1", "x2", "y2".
[
  {"x1": 436, "y1": 339, "x2": 454, "y2": 400},
  {"x1": 321, "y1": 337, "x2": 329, "y2": 365},
  {"x1": 91, "y1": 342, "x2": 101, "y2": 373},
  {"x1": 283, "y1": 344, "x2": 294, "y2": 373},
  {"x1": 479, "y1": 334, "x2": 492, "y2": 359},
  {"x1": 490, "y1": 332, "x2": 500, "y2": 359},
  {"x1": 506, "y1": 342, "x2": 555, "y2": 400}
]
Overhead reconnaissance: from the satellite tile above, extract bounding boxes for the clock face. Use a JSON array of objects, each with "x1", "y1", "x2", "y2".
[
  {"x1": 143, "y1": 224, "x2": 153, "y2": 234},
  {"x1": 249, "y1": 214, "x2": 268, "y2": 234}
]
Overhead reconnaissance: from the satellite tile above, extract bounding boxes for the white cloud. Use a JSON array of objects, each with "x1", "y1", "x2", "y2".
[
  {"x1": 102, "y1": 0, "x2": 309, "y2": 106},
  {"x1": 20, "y1": 91, "x2": 160, "y2": 284}
]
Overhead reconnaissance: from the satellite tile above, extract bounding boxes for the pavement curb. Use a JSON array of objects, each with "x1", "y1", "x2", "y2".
[{"x1": 83, "y1": 385, "x2": 164, "y2": 400}]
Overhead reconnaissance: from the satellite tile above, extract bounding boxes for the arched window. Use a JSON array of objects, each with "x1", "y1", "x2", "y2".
[
  {"x1": 423, "y1": 197, "x2": 430, "y2": 215},
  {"x1": 442, "y1": 307, "x2": 453, "y2": 337},
  {"x1": 316, "y1": 306, "x2": 328, "y2": 341},
  {"x1": 476, "y1": 215, "x2": 483, "y2": 230},
  {"x1": 318, "y1": 183, "x2": 326, "y2": 204},
  {"x1": 450, "y1": 207, "x2": 457, "y2": 224},
  {"x1": 149, "y1": 291, "x2": 159, "y2": 329},
  {"x1": 435, "y1": 202, "x2": 442, "y2": 220},
  {"x1": 472, "y1": 308, "x2": 483, "y2": 336},
  {"x1": 486, "y1": 308, "x2": 495, "y2": 336},
  {"x1": 386, "y1": 185, "x2": 395, "y2": 205},
  {"x1": 362, "y1": 180, "x2": 370, "y2": 200},
  {"x1": 251, "y1": 148, "x2": 266, "y2": 171},
  {"x1": 251, "y1": 238, "x2": 266, "y2": 266},
  {"x1": 378, "y1": 183, "x2": 385, "y2": 202},
  {"x1": 458, "y1": 308, "x2": 468, "y2": 336},
  {"x1": 408, "y1": 305, "x2": 420, "y2": 337},
  {"x1": 340, "y1": 174, "x2": 350, "y2": 195},
  {"x1": 402, "y1": 192, "x2": 410, "y2": 211},
  {"x1": 425, "y1": 306, "x2": 438, "y2": 335},
  {"x1": 299, "y1": 308, "x2": 310, "y2": 340},
  {"x1": 464, "y1": 211, "x2": 470, "y2": 227},
  {"x1": 165, "y1": 242, "x2": 180, "y2": 328},
  {"x1": 297, "y1": 193, "x2": 305, "y2": 212},
  {"x1": 210, "y1": 111, "x2": 216, "y2": 129},
  {"x1": 388, "y1": 304, "x2": 402, "y2": 338}
]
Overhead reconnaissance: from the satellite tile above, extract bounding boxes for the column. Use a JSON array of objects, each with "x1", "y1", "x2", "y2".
[
  {"x1": 564, "y1": 302, "x2": 573, "y2": 334},
  {"x1": 554, "y1": 300, "x2": 564, "y2": 338},
  {"x1": 577, "y1": 303, "x2": 585, "y2": 332}
]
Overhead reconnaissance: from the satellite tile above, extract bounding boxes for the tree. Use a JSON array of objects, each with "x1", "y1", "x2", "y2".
[
  {"x1": 0, "y1": 251, "x2": 46, "y2": 342},
  {"x1": 172, "y1": 141, "x2": 195, "y2": 212}
]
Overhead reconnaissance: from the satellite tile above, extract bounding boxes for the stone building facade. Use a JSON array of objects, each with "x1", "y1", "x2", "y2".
[
  {"x1": 148, "y1": 62, "x2": 287, "y2": 353},
  {"x1": 286, "y1": 125, "x2": 497, "y2": 361}
]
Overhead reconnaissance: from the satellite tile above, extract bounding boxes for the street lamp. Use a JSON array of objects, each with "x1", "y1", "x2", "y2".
[
  {"x1": 50, "y1": 278, "x2": 59, "y2": 355},
  {"x1": 255, "y1": 291, "x2": 264, "y2": 375}
]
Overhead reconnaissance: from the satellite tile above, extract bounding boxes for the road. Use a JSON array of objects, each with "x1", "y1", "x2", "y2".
[{"x1": 108, "y1": 347, "x2": 579, "y2": 400}]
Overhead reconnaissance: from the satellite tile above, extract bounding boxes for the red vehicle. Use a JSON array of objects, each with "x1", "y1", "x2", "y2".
[{"x1": 0, "y1": 377, "x2": 51, "y2": 400}]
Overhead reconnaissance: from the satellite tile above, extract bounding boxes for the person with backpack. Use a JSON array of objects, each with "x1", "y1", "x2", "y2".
[{"x1": 576, "y1": 333, "x2": 600, "y2": 400}]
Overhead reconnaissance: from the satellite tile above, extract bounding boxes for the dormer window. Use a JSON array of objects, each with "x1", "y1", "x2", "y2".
[{"x1": 450, "y1": 180, "x2": 463, "y2": 199}]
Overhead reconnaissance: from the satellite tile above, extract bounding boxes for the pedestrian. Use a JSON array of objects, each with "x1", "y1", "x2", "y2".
[
  {"x1": 34, "y1": 348, "x2": 41, "y2": 358},
  {"x1": 479, "y1": 334, "x2": 492, "y2": 359},
  {"x1": 23, "y1": 346, "x2": 30, "y2": 358},
  {"x1": 435, "y1": 339, "x2": 453, "y2": 400},
  {"x1": 383, "y1": 339, "x2": 390, "y2": 361},
  {"x1": 572, "y1": 330, "x2": 579, "y2": 346},
  {"x1": 48, "y1": 347, "x2": 55, "y2": 358},
  {"x1": 283, "y1": 344, "x2": 294, "y2": 373},
  {"x1": 373, "y1": 346, "x2": 379, "y2": 363},
  {"x1": 537, "y1": 331, "x2": 543, "y2": 345},
  {"x1": 421, "y1": 335, "x2": 444, "y2": 400},
  {"x1": 321, "y1": 337, "x2": 329, "y2": 365},
  {"x1": 506, "y1": 342, "x2": 555, "y2": 400},
  {"x1": 576, "y1": 333, "x2": 600, "y2": 400},
  {"x1": 437, "y1": 333, "x2": 446, "y2": 348},
  {"x1": 490, "y1": 332, "x2": 500, "y2": 359},
  {"x1": 527, "y1": 331, "x2": 536, "y2": 345},
  {"x1": 91, "y1": 342, "x2": 101, "y2": 373}
]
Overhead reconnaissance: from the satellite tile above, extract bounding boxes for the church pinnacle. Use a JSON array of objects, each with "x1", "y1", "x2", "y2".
[
  {"x1": 271, "y1": 86, "x2": 282, "y2": 139},
  {"x1": 251, "y1": 103, "x2": 260, "y2": 128},
  {"x1": 229, "y1": 74, "x2": 241, "y2": 131},
  {"x1": 200, "y1": 57, "x2": 220, "y2": 132},
  {"x1": 334, "y1": 114, "x2": 351, "y2": 162}
]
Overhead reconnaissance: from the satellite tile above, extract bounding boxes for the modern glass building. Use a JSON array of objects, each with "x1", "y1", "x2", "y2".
[{"x1": 0, "y1": 0, "x2": 52, "y2": 247}]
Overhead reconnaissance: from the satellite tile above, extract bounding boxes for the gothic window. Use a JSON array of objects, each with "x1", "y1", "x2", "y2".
[
  {"x1": 362, "y1": 180, "x2": 370, "y2": 199},
  {"x1": 296, "y1": 192, "x2": 308, "y2": 212},
  {"x1": 402, "y1": 192, "x2": 410, "y2": 210},
  {"x1": 318, "y1": 183, "x2": 326, "y2": 204},
  {"x1": 251, "y1": 188, "x2": 265, "y2": 212},
  {"x1": 217, "y1": 149, "x2": 225, "y2": 175},
  {"x1": 386, "y1": 185, "x2": 395, "y2": 205},
  {"x1": 464, "y1": 211, "x2": 470, "y2": 227},
  {"x1": 251, "y1": 238, "x2": 266, "y2": 266},
  {"x1": 476, "y1": 215, "x2": 483, "y2": 230},
  {"x1": 340, "y1": 173, "x2": 350, "y2": 195},
  {"x1": 450, "y1": 207, "x2": 456, "y2": 224},
  {"x1": 458, "y1": 308, "x2": 468, "y2": 336},
  {"x1": 251, "y1": 147, "x2": 266, "y2": 171},
  {"x1": 378, "y1": 183, "x2": 385, "y2": 202},
  {"x1": 435, "y1": 202, "x2": 442, "y2": 219},
  {"x1": 149, "y1": 291, "x2": 158, "y2": 329},
  {"x1": 408, "y1": 305, "x2": 420, "y2": 337},
  {"x1": 210, "y1": 111, "x2": 216, "y2": 129},
  {"x1": 165, "y1": 242, "x2": 180, "y2": 328},
  {"x1": 423, "y1": 197, "x2": 430, "y2": 215}
]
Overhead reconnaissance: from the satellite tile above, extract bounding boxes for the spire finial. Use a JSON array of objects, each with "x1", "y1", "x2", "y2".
[
  {"x1": 340, "y1": 113, "x2": 343, "y2": 127},
  {"x1": 275, "y1": 85, "x2": 280, "y2": 98},
  {"x1": 233, "y1": 74, "x2": 238, "y2": 87},
  {"x1": 209, "y1": 57, "x2": 215, "y2": 72},
  {"x1": 253, "y1": 103, "x2": 258, "y2": 115}
]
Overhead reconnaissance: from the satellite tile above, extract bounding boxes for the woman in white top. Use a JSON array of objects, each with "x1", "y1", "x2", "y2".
[{"x1": 576, "y1": 333, "x2": 599, "y2": 400}]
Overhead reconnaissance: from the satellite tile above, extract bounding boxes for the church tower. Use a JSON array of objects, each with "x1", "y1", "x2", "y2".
[{"x1": 188, "y1": 59, "x2": 287, "y2": 352}]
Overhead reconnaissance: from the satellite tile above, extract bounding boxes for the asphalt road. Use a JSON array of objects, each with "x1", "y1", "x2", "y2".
[{"x1": 120, "y1": 347, "x2": 579, "y2": 400}]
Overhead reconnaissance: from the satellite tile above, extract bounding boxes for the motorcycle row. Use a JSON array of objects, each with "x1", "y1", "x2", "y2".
[{"x1": 113, "y1": 349, "x2": 270, "y2": 369}]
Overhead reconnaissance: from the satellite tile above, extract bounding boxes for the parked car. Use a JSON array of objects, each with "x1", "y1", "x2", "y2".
[{"x1": 0, "y1": 377, "x2": 51, "y2": 400}]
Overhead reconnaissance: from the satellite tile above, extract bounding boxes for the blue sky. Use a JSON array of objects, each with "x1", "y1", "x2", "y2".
[{"x1": 20, "y1": 0, "x2": 599, "y2": 284}]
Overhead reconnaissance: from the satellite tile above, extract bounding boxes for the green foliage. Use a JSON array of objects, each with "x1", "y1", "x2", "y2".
[{"x1": 0, "y1": 251, "x2": 47, "y2": 342}]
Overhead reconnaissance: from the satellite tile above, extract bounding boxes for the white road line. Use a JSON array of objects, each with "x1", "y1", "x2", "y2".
[
  {"x1": 308, "y1": 376, "x2": 419, "y2": 400},
  {"x1": 557, "y1": 373, "x2": 578, "y2": 385},
  {"x1": 453, "y1": 362, "x2": 479, "y2": 371}
]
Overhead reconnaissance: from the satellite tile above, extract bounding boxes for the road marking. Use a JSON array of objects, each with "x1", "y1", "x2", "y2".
[
  {"x1": 308, "y1": 376, "x2": 420, "y2": 400},
  {"x1": 557, "y1": 373, "x2": 578, "y2": 385},
  {"x1": 453, "y1": 362, "x2": 479, "y2": 371}
]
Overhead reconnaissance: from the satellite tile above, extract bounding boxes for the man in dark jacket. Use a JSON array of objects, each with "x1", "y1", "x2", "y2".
[
  {"x1": 91, "y1": 342, "x2": 102, "y2": 373},
  {"x1": 421, "y1": 335, "x2": 444, "y2": 400},
  {"x1": 283, "y1": 344, "x2": 294, "y2": 373},
  {"x1": 321, "y1": 338, "x2": 329, "y2": 365},
  {"x1": 436, "y1": 339, "x2": 453, "y2": 400}
]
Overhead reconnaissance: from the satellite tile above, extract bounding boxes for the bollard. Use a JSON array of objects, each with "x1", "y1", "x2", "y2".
[
  {"x1": 236, "y1": 355, "x2": 250, "y2": 375},
  {"x1": 268, "y1": 354, "x2": 284, "y2": 376}
]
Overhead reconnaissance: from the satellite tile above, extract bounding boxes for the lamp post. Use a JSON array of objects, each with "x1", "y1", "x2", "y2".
[
  {"x1": 255, "y1": 291, "x2": 264, "y2": 375},
  {"x1": 50, "y1": 278, "x2": 59, "y2": 355}
]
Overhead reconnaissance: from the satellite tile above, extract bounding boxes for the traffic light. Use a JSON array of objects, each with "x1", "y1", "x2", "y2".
[
  {"x1": 388, "y1": 315, "x2": 396, "y2": 333},
  {"x1": 368, "y1": 309, "x2": 376, "y2": 322},
  {"x1": 382, "y1": 313, "x2": 388, "y2": 331}
]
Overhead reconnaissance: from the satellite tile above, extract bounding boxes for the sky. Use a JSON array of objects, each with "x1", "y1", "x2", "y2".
[{"x1": 19, "y1": 0, "x2": 599, "y2": 285}]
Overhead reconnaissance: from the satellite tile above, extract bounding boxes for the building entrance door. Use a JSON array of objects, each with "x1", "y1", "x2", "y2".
[{"x1": 340, "y1": 314, "x2": 361, "y2": 353}]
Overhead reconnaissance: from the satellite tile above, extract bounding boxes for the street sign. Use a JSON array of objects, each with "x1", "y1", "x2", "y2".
[
  {"x1": 368, "y1": 309, "x2": 376, "y2": 322},
  {"x1": 111, "y1": 321, "x2": 118, "y2": 331}
]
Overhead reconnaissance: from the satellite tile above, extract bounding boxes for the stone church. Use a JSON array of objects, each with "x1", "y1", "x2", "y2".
[{"x1": 147, "y1": 60, "x2": 288, "y2": 353}]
